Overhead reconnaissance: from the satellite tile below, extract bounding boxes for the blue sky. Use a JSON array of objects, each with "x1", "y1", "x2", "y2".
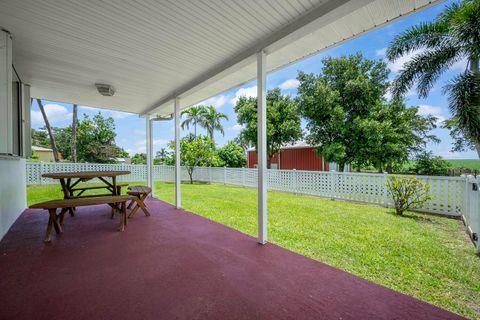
[{"x1": 30, "y1": 0, "x2": 477, "y2": 159}]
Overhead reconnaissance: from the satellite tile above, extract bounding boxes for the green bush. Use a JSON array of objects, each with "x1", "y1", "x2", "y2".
[
  {"x1": 412, "y1": 151, "x2": 452, "y2": 176},
  {"x1": 387, "y1": 176, "x2": 431, "y2": 215}
]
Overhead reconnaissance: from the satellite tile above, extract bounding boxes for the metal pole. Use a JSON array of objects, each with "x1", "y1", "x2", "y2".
[
  {"x1": 174, "y1": 97, "x2": 181, "y2": 209},
  {"x1": 257, "y1": 50, "x2": 267, "y2": 244}
]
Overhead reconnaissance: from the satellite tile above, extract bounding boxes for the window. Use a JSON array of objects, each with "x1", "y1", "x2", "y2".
[{"x1": 0, "y1": 30, "x2": 30, "y2": 158}]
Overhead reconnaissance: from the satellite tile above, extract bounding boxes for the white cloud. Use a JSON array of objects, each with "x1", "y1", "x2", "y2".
[
  {"x1": 384, "y1": 86, "x2": 415, "y2": 100},
  {"x1": 375, "y1": 47, "x2": 387, "y2": 57},
  {"x1": 451, "y1": 57, "x2": 468, "y2": 71},
  {"x1": 31, "y1": 104, "x2": 72, "y2": 127},
  {"x1": 153, "y1": 138, "x2": 168, "y2": 146},
  {"x1": 387, "y1": 49, "x2": 425, "y2": 73},
  {"x1": 133, "y1": 129, "x2": 146, "y2": 136},
  {"x1": 79, "y1": 105, "x2": 134, "y2": 119},
  {"x1": 279, "y1": 79, "x2": 300, "y2": 90},
  {"x1": 126, "y1": 138, "x2": 169, "y2": 156},
  {"x1": 417, "y1": 104, "x2": 446, "y2": 123},
  {"x1": 230, "y1": 124, "x2": 244, "y2": 132},
  {"x1": 230, "y1": 86, "x2": 257, "y2": 105},
  {"x1": 198, "y1": 95, "x2": 227, "y2": 109}
]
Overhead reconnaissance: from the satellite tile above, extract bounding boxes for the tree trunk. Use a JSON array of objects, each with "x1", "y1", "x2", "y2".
[
  {"x1": 470, "y1": 55, "x2": 480, "y2": 159},
  {"x1": 386, "y1": 163, "x2": 393, "y2": 174},
  {"x1": 267, "y1": 156, "x2": 272, "y2": 169},
  {"x1": 37, "y1": 99, "x2": 60, "y2": 162},
  {"x1": 71, "y1": 104, "x2": 78, "y2": 162}
]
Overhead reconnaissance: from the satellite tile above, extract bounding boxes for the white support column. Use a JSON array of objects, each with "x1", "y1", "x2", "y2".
[
  {"x1": 257, "y1": 50, "x2": 267, "y2": 244},
  {"x1": 174, "y1": 97, "x2": 181, "y2": 208},
  {"x1": 146, "y1": 116, "x2": 154, "y2": 195}
]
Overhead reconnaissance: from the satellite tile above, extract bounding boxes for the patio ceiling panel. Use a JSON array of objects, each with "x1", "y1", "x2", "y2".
[
  {"x1": 0, "y1": 0, "x2": 439, "y2": 116},
  {"x1": 149, "y1": 0, "x2": 439, "y2": 116}
]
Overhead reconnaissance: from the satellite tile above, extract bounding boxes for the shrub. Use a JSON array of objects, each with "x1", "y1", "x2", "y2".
[
  {"x1": 386, "y1": 176, "x2": 431, "y2": 215},
  {"x1": 412, "y1": 151, "x2": 452, "y2": 176}
]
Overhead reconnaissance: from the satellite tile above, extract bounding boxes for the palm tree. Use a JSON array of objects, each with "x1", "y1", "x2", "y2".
[
  {"x1": 155, "y1": 148, "x2": 169, "y2": 164},
  {"x1": 201, "y1": 105, "x2": 228, "y2": 143},
  {"x1": 386, "y1": 0, "x2": 480, "y2": 158},
  {"x1": 36, "y1": 99, "x2": 60, "y2": 162},
  {"x1": 181, "y1": 106, "x2": 206, "y2": 137}
]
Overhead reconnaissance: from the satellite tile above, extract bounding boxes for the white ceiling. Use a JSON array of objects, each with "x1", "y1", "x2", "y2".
[{"x1": 0, "y1": 0, "x2": 439, "y2": 116}]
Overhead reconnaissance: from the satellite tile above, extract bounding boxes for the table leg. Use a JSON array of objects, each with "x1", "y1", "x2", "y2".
[
  {"x1": 49, "y1": 208, "x2": 63, "y2": 234},
  {"x1": 118, "y1": 202, "x2": 126, "y2": 232},
  {"x1": 44, "y1": 215, "x2": 54, "y2": 242},
  {"x1": 128, "y1": 194, "x2": 150, "y2": 218},
  {"x1": 60, "y1": 179, "x2": 75, "y2": 217},
  {"x1": 112, "y1": 176, "x2": 117, "y2": 195}
]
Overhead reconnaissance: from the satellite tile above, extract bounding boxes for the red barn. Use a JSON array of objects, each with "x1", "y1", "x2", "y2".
[{"x1": 247, "y1": 142, "x2": 348, "y2": 171}]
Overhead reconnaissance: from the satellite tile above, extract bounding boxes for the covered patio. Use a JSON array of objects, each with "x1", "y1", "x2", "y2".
[
  {"x1": 0, "y1": 199, "x2": 462, "y2": 319},
  {"x1": 0, "y1": 0, "x2": 466, "y2": 319}
]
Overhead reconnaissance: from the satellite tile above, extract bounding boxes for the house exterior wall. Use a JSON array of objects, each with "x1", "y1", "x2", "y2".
[
  {"x1": 36, "y1": 150, "x2": 54, "y2": 162},
  {"x1": 0, "y1": 30, "x2": 27, "y2": 240},
  {"x1": 248, "y1": 147, "x2": 326, "y2": 171},
  {"x1": 0, "y1": 158, "x2": 27, "y2": 240}
]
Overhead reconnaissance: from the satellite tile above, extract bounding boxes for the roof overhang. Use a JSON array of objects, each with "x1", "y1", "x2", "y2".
[{"x1": 0, "y1": 0, "x2": 440, "y2": 116}]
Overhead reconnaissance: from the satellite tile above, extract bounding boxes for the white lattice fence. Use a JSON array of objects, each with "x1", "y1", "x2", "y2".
[{"x1": 26, "y1": 162, "x2": 467, "y2": 217}]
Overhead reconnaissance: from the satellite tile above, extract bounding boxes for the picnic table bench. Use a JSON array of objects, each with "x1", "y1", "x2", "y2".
[
  {"x1": 30, "y1": 195, "x2": 137, "y2": 242},
  {"x1": 42, "y1": 171, "x2": 131, "y2": 216},
  {"x1": 69, "y1": 183, "x2": 129, "y2": 198}
]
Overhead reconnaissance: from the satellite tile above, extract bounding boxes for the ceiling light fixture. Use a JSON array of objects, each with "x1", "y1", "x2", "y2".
[{"x1": 95, "y1": 83, "x2": 115, "y2": 96}]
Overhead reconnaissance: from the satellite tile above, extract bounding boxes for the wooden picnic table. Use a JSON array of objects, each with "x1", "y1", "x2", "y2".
[{"x1": 42, "y1": 170, "x2": 131, "y2": 199}]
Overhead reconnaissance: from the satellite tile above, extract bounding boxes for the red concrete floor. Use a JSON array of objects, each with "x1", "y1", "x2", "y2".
[{"x1": 0, "y1": 198, "x2": 464, "y2": 320}]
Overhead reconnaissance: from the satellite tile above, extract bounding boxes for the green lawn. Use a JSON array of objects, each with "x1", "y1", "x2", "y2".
[
  {"x1": 447, "y1": 159, "x2": 480, "y2": 170},
  {"x1": 27, "y1": 182, "x2": 480, "y2": 319}
]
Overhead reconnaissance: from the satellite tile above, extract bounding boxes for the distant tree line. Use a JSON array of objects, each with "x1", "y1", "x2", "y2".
[{"x1": 32, "y1": 111, "x2": 128, "y2": 163}]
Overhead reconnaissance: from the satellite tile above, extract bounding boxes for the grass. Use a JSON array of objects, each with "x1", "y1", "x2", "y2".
[
  {"x1": 27, "y1": 182, "x2": 480, "y2": 319},
  {"x1": 447, "y1": 159, "x2": 480, "y2": 170}
]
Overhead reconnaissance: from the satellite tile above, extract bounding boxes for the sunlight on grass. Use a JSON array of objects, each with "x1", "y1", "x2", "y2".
[{"x1": 27, "y1": 181, "x2": 480, "y2": 319}]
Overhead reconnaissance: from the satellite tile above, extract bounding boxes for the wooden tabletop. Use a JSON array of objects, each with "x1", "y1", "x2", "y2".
[{"x1": 42, "y1": 170, "x2": 131, "y2": 179}]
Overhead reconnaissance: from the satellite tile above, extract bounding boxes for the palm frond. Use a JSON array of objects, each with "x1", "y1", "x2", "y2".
[
  {"x1": 390, "y1": 45, "x2": 462, "y2": 98},
  {"x1": 444, "y1": 71, "x2": 480, "y2": 142},
  {"x1": 386, "y1": 21, "x2": 449, "y2": 61}
]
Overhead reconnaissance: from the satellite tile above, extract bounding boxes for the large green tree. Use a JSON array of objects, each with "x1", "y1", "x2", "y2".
[
  {"x1": 353, "y1": 100, "x2": 438, "y2": 172},
  {"x1": 387, "y1": 0, "x2": 480, "y2": 157},
  {"x1": 234, "y1": 88, "x2": 302, "y2": 168},
  {"x1": 131, "y1": 153, "x2": 147, "y2": 165},
  {"x1": 216, "y1": 141, "x2": 247, "y2": 168},
  {"x1": 296, "y1": 54, "x2": 389, "y2": 171},
  {"x1": 31, "y1": 128, "x2": 50, "y2": 148},
  {"x1": 55, "y1": 113, "x2": 127, "y2": 163},
  {"x1": 169, "y1": 135, "x2": 216, "y2": 183}
]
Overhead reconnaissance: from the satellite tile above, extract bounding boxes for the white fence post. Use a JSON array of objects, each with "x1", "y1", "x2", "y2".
[
  {"x1": 223, "y1": 166, "x2": 227, "y2": 185},
  {"x1": 39, "y1": 162, "x2": 44, "y2": 185},
  {"x1": 330, "y1": 170, "x2": 336, "y2": 200},
  {"x1": 292, "y1": 169, "x2": 297, "y2": 194},
  {"x1": 242, "y1": 167, "x2": 246, "y2": 187},
  {"x1": 383, "y1": 172, "x2": 389, "y2": 208}
]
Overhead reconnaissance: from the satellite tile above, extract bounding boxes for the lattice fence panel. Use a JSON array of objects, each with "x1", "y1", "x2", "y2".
[{"x1": 26, "y1": 163, "x2": 469, "y2": 218}]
